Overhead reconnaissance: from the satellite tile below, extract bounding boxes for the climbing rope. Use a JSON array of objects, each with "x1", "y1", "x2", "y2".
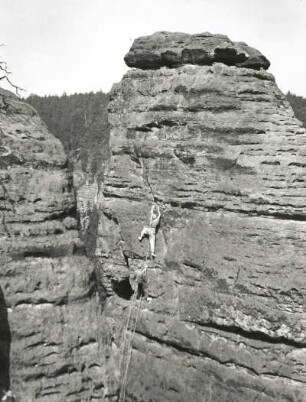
[
  {"x1": 118, "y1": 257, "x2": 148, "y2": 402},
  {"x1": 118, "y1": 291, "x2": 137, "y2": 377},
  {"x1": 117, "y1": 237, "x2": 151, "y2": 402},
  {"x1": 119, "y1": 295, "x2": 142, "y2": 402},
  {"x1": 139, "y1": 156, "x2": 155, "y2": 203}
]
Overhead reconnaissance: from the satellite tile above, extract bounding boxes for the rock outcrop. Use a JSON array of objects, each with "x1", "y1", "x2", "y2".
[
  {"x1": 2, "y1": 31, "x2": 306, "y2": 402},
  {"x1": 97, "y1": 33, "x2": 306, "y2": 401},
  {"x1": 0, "y1": 90, "x2": 104, "y2": 401},
  {"x1": 124, "y1": 31, "x2": 270, "y2": 70}
]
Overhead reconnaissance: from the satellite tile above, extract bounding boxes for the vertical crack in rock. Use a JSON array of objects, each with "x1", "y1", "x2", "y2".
[
  {"x1": 96, "y1": 32, "x2": 306, "y2": 402},
  {"x1": 0, "y1": 89, "x2": 105, "y2": 400},
  {"x1": 3, "y1": 31, "x2": 306, "y2": 402}
]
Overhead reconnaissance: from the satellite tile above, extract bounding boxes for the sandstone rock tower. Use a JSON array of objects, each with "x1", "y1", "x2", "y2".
[
  {"x1": 97, "y1": 32, "x2": 306, "y2": 401},
  {"x1": 0, "y1": 90, "x2": 104, "y2": 401}
]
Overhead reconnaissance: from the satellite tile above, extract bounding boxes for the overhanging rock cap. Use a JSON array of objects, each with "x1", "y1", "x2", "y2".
[{"x1": 124, "y1": 31, "x2": 270, "y2": 71}]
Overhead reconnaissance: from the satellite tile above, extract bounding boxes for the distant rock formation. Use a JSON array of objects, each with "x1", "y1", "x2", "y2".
[
  {"x1": 96, "y1": 32, "x2": 306, "y2": 401},
  {"x1": 0, "y1": 90, "x2": 104, "y2": 401}
]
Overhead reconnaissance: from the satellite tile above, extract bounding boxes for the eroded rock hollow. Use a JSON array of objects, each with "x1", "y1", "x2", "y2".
[{"x1": 97, "y1": 32, "x2": 306, "y2": 401}]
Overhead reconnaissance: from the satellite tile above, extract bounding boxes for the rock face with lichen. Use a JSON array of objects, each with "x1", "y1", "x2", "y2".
[
  {"x1": 0, "y1": 90, "x2": 104, "y2": 401},
  {"x1": 96, "y1": 32, "x2": 306, "y2": 401}
]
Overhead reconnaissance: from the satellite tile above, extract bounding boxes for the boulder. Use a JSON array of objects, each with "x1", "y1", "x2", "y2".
[{"x1": 124, "y1": 31, "x2": 270, "y2": 70}]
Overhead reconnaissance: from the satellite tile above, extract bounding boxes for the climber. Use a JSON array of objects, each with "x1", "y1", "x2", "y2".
[
  {"x1": 1, "y1": 390, "x2": 14, "y2": 402},
  {"x1": 130, "y1": 263, "x2": 147, "y2": 298},
  {"x1": 138, "y1": 204, "x2": 161, "y2": 258}
]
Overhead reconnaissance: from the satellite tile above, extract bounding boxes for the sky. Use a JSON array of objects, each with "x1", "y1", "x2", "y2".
[{"x1": 0, "y1": 0, "x2": 306, "y2": 97}]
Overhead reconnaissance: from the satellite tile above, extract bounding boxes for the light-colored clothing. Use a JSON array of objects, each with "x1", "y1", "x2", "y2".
[
  {"x1": 139, "y1": 205, "x2": 161, "y2": 257},
  {"x1": 139, "y1": 227, "x2": 156, "y2": 256}
]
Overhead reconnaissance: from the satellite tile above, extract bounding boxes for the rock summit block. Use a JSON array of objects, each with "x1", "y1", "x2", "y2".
[{"x1": 124, "y1": 31, "x2": 270, "y2": 70}]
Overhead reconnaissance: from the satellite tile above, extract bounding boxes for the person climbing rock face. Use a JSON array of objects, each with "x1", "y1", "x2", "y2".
[
  {"x1": 138, "y1": 204, "x2": 161, "y2": 258},
  {"x1": 1, "y1": 390, "x2": 14, "y2": 402}
]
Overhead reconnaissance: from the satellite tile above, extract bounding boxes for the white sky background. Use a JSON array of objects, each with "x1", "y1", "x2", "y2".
[{"x1": 0, "y1": 0, "x2": 305, "y2": 97}]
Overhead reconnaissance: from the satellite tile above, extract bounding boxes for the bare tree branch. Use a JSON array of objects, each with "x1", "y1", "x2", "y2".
[
  {"x1": 0, "y1": 62, "x2": 11, "y2": 75},
  {"x1": 0, "y1": 75, "x2": 24, "y2": 96},
  {"x1": 0, "y1": 43, "x2": 24, "y2": 96}
]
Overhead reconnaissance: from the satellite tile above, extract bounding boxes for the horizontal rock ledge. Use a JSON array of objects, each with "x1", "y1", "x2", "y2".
[{"x1": 124, "y1": 31, "x2": 270, "y2": 71}]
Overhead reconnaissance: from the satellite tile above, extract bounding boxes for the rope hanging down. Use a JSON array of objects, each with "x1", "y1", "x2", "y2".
[
  {"x1": 118, "y1": 294, "x2": 142, "y2": 402},
  {"x1": 118, "y1": 290, "x2": 143, "y2": 402},
  {"x1": 118, "y1": 218, "x2": 152, "y2": 401}
]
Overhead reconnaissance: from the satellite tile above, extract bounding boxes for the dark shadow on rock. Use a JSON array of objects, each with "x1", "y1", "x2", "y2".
[{"x1": 0, "y1": 285, "x2": 11, "y2": 398}]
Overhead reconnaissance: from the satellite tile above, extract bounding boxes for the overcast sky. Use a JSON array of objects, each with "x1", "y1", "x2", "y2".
[{"x1": 0, "y1": 0, "x2": 305, "y2": 97}]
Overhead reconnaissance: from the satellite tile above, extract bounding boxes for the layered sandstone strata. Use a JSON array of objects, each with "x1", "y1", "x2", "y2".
[
  {"x1": 0, "y1": 90, "x2": 104, "y2": 401},
  {"x1": 124, "y1": 31, "x2": 270, "y2": 70},
  {"x1": 97, "y1": 33, "x2": 306, "y2": 401}
]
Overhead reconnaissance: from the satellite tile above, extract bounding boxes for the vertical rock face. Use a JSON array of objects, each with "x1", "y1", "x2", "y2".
[
  {"x1": 0, "y1": 90, "x2": 104, "y2": 401},
  {"x1": 97, "y1": 33, "x2": 306, "y2": 401}
]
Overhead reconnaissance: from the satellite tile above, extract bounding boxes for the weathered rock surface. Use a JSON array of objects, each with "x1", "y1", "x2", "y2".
[
  {"x1": 125, "y1": 31, "x2": 270, "y2": 70},
  {"x1": 2, "y1": 31, "x2": 306, "y2": 402},
  {"x1": 0, "y1": 90, "x2": 104, "y2": 401},
  {"x1": 97, "y1": 33, "x2": 306, "y2": 401}
]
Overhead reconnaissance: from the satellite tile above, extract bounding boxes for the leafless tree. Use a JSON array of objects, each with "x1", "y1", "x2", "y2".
[{"x1": 0, "y1": 44, "x2": 23, "y2": 96}]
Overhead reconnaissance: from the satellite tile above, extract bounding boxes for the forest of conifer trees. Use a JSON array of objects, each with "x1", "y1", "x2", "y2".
[{"x1": 26, "y1": 91, "x2": 306, "y2": 173}]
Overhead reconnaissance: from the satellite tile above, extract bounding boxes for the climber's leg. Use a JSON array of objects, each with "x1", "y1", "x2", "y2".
[
  {"x1": 1, "y1": 390, "x2": 13, "y2": 402},
  {"x1": 138, "y1": 227, "x2": 149, "y2": 242},
  {"x1": 148, "y1": 231, "x2": 156, "y2": 258}
]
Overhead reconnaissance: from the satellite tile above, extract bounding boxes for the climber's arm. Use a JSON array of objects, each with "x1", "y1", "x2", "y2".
[{"x1": 155, "y1": 205, "x2": 161, "y2": 221}]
